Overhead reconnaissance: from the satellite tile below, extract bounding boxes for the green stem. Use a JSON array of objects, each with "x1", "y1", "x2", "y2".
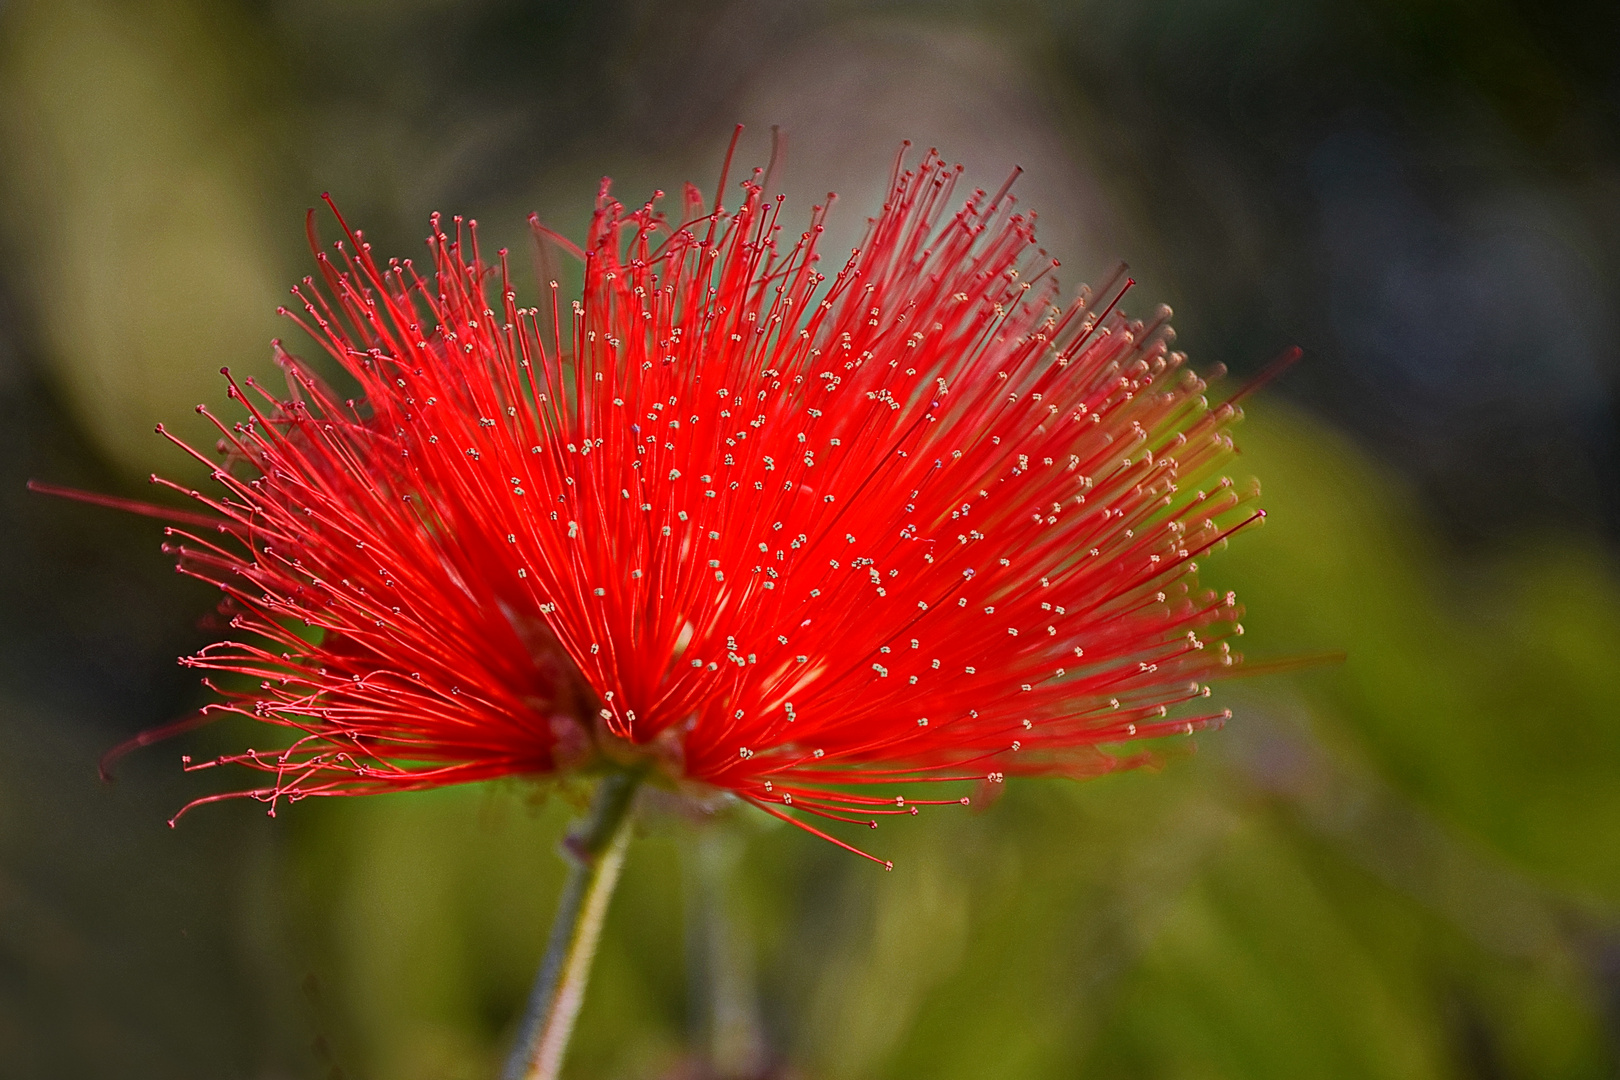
[{"x1": 504, "y1": 770, "x2": 641, "y2": 1080}]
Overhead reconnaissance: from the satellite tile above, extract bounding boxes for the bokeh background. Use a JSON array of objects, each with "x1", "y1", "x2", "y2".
[{"x1": 2, "y1": 1, "x2": 1619, "y2": 1077}]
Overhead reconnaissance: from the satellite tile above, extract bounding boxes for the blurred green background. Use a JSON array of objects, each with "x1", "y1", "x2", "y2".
[{"x1": 2, "y1": 1, "x2": 1618, "y2": 1077}]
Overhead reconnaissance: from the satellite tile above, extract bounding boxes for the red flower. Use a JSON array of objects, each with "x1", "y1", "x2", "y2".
[{"x1": 110, "y1": 144, "x2": 1260, "y2": 861}]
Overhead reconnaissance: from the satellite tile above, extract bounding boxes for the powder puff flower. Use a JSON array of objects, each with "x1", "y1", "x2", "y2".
[{"x1": 67, "y1": 142, "x2": 1260, "y2": 861}]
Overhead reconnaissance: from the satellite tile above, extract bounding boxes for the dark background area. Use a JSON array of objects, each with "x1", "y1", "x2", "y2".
[{"x1": 2, "y1": 1, "x2": 1618, "y2": 1077}]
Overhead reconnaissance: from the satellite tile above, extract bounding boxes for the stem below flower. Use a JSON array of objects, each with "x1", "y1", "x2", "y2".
[{"x1": 504, "y1": 770, "x2": 641, "y2": 1080}]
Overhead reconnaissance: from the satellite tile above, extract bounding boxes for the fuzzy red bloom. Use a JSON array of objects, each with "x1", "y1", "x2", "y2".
[{"x1": 120, "y1": 145, "x2": 1259, "y2": 858}]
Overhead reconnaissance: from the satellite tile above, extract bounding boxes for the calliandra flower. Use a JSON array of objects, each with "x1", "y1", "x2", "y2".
[{"x1": 66, "y1": 143, "x2": 1262, "y2": 863}]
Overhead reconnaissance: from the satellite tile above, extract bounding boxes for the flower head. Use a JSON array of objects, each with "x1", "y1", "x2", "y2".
[{"x1": 138, "y1": 144, "x2": 1259, "y2": 858}]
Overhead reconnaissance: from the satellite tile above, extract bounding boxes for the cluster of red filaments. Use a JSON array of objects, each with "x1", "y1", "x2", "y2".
[{"x1": 141, "y1": 145, "x2": 1258, "y2": 859}]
